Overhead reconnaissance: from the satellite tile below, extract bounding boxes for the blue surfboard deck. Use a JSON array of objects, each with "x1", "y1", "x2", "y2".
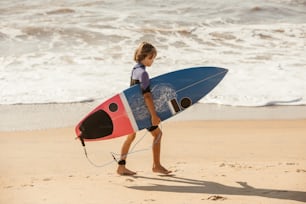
[{"x1": 123, "y1": 66, "x2": 228, "y2": 131}]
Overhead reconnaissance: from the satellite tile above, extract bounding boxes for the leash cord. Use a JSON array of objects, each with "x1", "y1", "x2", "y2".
[{"x1": 81, "y1": 123, "x2": 163, "y2": 168}]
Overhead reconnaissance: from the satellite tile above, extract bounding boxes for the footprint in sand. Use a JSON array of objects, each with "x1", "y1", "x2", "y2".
[
  {"x1": 206, "y1": 195, "x2": 227, "y2": 201},
  {"x1": 42, "y1": 178, "x2": 52, "y2": 182},
  {"x1": 286, "y1": 162, "x2": 297, "y2": 166},
  {"x1": 21, "y1": 184, "x2": 34, "y2": 187},
  {"x1": 144, "y1": 198, "x2": 156, "y2": 202},
  {"x1": 125, "y1": 178, "x2": 135, "y2": 182}
]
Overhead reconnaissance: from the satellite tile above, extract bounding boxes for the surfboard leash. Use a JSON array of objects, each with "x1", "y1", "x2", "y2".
[
  {"x1": 110, "y1": 123, "x2": 163, "y2": 162},
  {"x1": 77, "y1": 123, "x2": 163, "y2": 168},
  {"x1": 78, "y1": 134, "x2": 117, "y2": 168}
]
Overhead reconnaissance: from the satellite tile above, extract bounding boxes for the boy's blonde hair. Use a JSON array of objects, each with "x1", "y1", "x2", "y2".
[{"x1": 134, "y1": 42, "x2": 157, "y2": 62}]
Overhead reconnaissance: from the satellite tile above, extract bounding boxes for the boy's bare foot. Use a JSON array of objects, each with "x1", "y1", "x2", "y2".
[
  {"x1": 117, "y1": 166, "x2": 136, "y2": 176},
  {"x1": 152, "y1": 165, "x2": 172, "y2": 175}
]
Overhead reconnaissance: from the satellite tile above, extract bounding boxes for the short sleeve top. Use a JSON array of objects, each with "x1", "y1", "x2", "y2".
[{"x1": 130, "y1": 63, "x2": 150, "y2": 93}]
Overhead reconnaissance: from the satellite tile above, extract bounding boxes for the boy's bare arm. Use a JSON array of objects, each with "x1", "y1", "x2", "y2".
[{"x1": 143, "y1": 92, "x2": 160, "y2": 126}]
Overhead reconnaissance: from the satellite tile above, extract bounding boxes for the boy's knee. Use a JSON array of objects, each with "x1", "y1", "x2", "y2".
[
  {"x1": 152, "y1": 129, "x2": 162, "y2": 138},
  {"x1": 126, "y1": 133, "x2": 136, "y2": 142},
  {"x1": 131, "y1": 135, "x2": 136, "y2": 141}
]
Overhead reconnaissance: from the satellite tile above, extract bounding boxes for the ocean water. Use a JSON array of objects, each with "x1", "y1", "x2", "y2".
[{"x1": 1, "y1": 0, "x2": 306, "y2": 106}]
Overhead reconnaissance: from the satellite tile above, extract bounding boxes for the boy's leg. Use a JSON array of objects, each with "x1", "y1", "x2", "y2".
[
  {"x1": 117, "y1": 133, "x2": 137, "y2": 175},
  {"x1": 150, "y1": 127, "x2": 172, "y2": 174}
]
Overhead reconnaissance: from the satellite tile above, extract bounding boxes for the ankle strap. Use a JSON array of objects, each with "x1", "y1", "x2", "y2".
[{"x1": 118, "y1": 160, "x2": 126, "y2": 165}]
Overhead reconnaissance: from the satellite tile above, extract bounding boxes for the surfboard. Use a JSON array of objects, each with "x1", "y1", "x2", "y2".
[{"x1": 75, "y1": 66, "x2": 227, "y2": 142}]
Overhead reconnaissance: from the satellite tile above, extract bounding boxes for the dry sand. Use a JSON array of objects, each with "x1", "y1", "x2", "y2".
[{"x1": 1, "y1": 119, "x2": 306, "y2": 204}]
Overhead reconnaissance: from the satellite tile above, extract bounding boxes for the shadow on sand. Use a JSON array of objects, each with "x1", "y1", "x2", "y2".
[{"x1": 127, "y1": 175, "x2": 306, "y2": 202}]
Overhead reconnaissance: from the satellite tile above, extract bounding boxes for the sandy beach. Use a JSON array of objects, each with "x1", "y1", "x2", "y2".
[
  {"x1": 2, "y1": 1, "x2": 306, "y2": 203},
  {"x1": 1, "y1": 110, "x2": 306, "y2": 203}
]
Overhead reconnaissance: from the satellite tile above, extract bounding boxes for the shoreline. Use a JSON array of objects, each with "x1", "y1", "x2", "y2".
[{"x1": 0, "y1": 102, "x2": 305, "y2": 131}]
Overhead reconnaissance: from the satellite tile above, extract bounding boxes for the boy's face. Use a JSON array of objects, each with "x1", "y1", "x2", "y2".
[{"x1": 142, "y1": 54, "x2": 156, "y2": 67}]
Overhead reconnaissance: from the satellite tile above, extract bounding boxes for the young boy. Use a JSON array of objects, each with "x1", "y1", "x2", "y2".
[{"x1": 117, "y1": 42, "x2": 171, "y2": 175}]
